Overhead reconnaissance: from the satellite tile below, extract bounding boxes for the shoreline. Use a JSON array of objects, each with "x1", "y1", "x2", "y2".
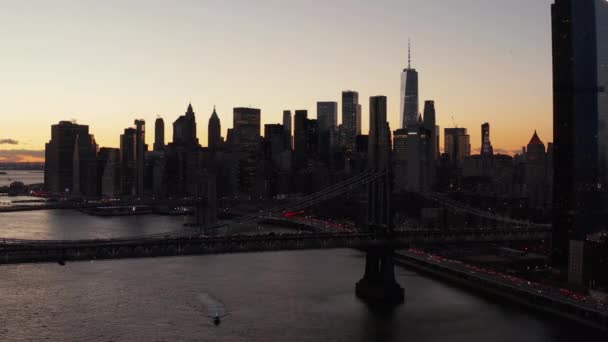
[{"x1": 393, "y1": 251, "x2": 608, "y2": 332}]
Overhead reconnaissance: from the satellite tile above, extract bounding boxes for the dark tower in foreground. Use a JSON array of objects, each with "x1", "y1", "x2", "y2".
[
  {"x1": 356, "y1": 95, "x2": 404, "y2": 306},
  {"x1": 551, "y1": 0, "x2": 608, "y2": 268},
  {"x1": 208, "y1": 106, "x2": 221, "y2": 150}
]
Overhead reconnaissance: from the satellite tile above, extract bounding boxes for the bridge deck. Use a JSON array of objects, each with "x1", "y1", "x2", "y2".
[{"x1": 0, "y1": 229, "x2": 550, "y2": 265}]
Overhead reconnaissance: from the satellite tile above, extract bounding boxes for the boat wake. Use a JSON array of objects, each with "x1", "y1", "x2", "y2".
[{"x1": 196, "y1": 293, "x2": 228, "y2": 319}]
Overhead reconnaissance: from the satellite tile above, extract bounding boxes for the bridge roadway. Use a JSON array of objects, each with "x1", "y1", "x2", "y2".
[
  {"x1": 0, "y1": 198, "x2": 200, "y2": 213},
  {"x1": 0, "y1": 227, "x2": 550, "y2": 265}
]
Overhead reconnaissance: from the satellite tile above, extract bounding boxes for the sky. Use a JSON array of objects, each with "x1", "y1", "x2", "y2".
[{"x1": 0, "y1": 0, "x2": 554, "y2": 162}]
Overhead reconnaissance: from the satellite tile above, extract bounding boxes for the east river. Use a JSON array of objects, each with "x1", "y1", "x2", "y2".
[{"x1": 0, "y1": 211, "x2": 605, "y2": 341}]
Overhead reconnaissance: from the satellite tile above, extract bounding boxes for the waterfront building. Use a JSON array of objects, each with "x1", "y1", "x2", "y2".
[{"x1": 44, "y1": 121, "x2": 97, "y2": 196}]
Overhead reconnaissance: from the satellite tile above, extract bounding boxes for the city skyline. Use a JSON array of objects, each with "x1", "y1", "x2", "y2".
[{"x1": 0, "y1": 0, "x2": 554, "y2": 162}]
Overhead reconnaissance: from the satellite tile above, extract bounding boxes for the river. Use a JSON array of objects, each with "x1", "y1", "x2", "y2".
[{"x1": 0, "y1": 210, "x2": 604, "y2": 341}]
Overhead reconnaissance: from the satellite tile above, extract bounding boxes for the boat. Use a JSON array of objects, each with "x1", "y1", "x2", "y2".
[{"x1": 213, "y1": 314, "x2": 221, "y2": 326}]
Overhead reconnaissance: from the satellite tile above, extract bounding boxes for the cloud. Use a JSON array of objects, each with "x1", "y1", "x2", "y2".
[
  {"x1": 0, "y1": 150, "x2": 45, "y2": 163},
  {"x1": 0, "y1": 139, "x2": 18, "y2": 145}
]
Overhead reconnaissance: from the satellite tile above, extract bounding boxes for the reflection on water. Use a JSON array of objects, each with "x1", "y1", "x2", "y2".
[{"x1": 197, "y1": 293, "x2": 228, "y2": 318}]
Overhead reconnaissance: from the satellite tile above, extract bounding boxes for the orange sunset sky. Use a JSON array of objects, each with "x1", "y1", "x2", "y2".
[{"x1": 0, "y1": 0, "x2": 554, "y2": 163}]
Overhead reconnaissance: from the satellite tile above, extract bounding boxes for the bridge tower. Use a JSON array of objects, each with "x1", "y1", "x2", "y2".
[{"x1": 355, "y1": 96, "x2": 404, "y2": 306}]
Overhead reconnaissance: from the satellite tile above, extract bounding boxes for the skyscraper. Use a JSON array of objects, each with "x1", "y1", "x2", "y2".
[
  {"x1": 44, "y1": 121, "x2": 97, "y2": 195},
  {"x1": 233, "y1": 107, "x2": 261, "y2": 151},
  {"x1": 173, "y1": 103, "x2": 198, "y2": 146},
  {"x1": 481, "y1": 123, "x2": 494, "y2": 156},
  {"x1": 341, "y1": 91, "x2": 360, "y2": 151},
  {"x1": 400, "y1": 41, "x2": 419, "y2": 130},
  {"x1": 233, "y1": 107, "x2": 262, "y2": 195},
  {"x1": 551, "y1": 0, "x2": 608, "y2": 267},
  {"x1": 317, "y1": 102, "x2": 338, "y2": 133},
  {"x1": 208, "y1": 106, "x2": 222, "y2": 150},
  {"x1": 423, "y1": 101, "x2": 438, "y2": 160},
  {"x1": 120, "y1": 127, "x2": 137, "y2": 195},
  {"x1": 444, "y1": 128, "x2": 471, "y2": 163},
  {"x1": 283, "y1": 110, "x2": 292, "y2": 150},
  {"x1": 294, "y1": 110, "x2": 308, "y2": 169},
  {"x1": 317, "y1": 101, "x2": 338, "y2": 163},
  {"x1": 134, "y1": 119, "x2": 146, "y2": 197},
  {"x1": 153, "y1": 117, "x2": 165, "y2": 152}
]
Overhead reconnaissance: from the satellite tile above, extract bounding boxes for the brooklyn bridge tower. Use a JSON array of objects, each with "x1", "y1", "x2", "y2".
[{"x1": 356, "y1": 95, "x2": 404, "y2": 306}]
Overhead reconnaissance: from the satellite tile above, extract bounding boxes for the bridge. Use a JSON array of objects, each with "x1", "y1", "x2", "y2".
[
  {"x1": 0, "y1": 227, "x2": 550, "y2": 265},
  {"x1": 0, "y1": 129, "x2": 552, "y2": 307}
]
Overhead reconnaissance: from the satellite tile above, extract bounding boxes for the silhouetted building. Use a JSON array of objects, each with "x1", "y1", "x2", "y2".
[
  {"x1": 166, "y1": 104, "x2": 202, "y2": 196},
  {"x1": 341, "y1": 91, "x2": 361, "y2": 151},
  {"x1": 551, "y1": 0, "x2": 608, "y2": 267},
  {"x1": 481, "y1": 123, "x2": 494, "y2": 157},
  {"x1": 294, "y1": 110, "x2": 308, "y2": 170},
  {"x1": 98, "y1": 147, "x2": 121, "y2": 197},
  {"x1": 173, "y1": 103, "x2": 198, "y2": 146},
  {"x1": 208, "y1": 106, "x2": 222, "y2": 150},
  {"x1": 45, "y1": 121, "x2": 97, "y2": 196},
  {"x1": 120, "y1": 127, "x2": 137, "y2": 195},
  {"x1": 153, "y1": 117, "x2": 165, "y2": 152},
  {"x1": 401, "y1": 42, "x2": 419, "y2": 130},
  {"x1": 233, "y1": 107, "x2": 261, "y2": 151},
  {"x1": 317, "y1": 101, "x2": 338, "y2": 164},
  {"x1": 525, "y1": 131, "x2": 553, "y2": 210},
  {"x1": 264, "y1": 123, "x2": 290, "y2": 168},
  {"x1": 444, "y1": 128, "x2": 471, "y2": 163},
  {"x1": 393, "y1": 126, "x2": 433, "y2": 192},
  {"x1": 283, "y1": 110, "x2": 292, "y2": 150},
  {"x1": 423, "y1": 101, "x2": 439, "y2": 161},
  {"x1": 231, "y1": 107, "x2": 261, "y2": 194},
  {"x1": 134, "y1": 119, "x2": 146, "y2": 197}
]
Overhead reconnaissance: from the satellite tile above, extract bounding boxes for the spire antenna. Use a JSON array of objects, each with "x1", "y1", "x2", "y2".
[{"x1": 408, "y1": 38, "x2": 411, "y2": 69}]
